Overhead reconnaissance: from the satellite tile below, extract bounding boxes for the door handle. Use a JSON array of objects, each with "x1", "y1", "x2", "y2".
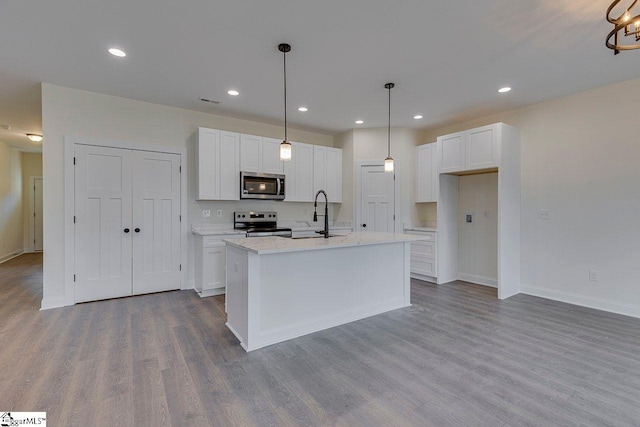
[
  {"x1": 135, "y1": 228, "x2": 141, "y2": 233},
  {"x1": 124, "y1": 228, "x2": 130, "y2": 233},
  {"x1": 362, "y1": 224, "x2": 367, "y2": 228}
]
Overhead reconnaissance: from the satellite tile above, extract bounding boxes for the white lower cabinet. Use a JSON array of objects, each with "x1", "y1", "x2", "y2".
[
  {"x1": 194, "y1": 233, "x2": 244, "y2": 297},
  {"x1": 405, "y1": 230, "x2": 438, "y2": 281}
]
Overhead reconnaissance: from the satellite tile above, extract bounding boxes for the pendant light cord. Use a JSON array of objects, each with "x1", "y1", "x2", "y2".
[
  {"x1": 283, "y1": 49, "x2": 288, "y2": 142},
  {"x1": 387, "y1": 85, "x2": 391, "y2": 157}
]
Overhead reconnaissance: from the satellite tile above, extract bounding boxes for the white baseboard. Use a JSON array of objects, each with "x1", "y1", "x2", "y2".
[
  {"x1": 410, "y1": 273, "x2": 437, "y2": 283},
  {"x1": 521, "y1": 284, "x2": 640, "y2": 319},
  {"x1": 40, "y1": 297, "x2": 66, "y2": 310},
  {"x1": 0, "y1": 250, "x2": 24, "y2": 265},
  {"x1": 197, "y1": 288, "x2": 225, "y2": 298},
  {"x1": 458, "y1": 273, "x2": 497, "y2": 288}
]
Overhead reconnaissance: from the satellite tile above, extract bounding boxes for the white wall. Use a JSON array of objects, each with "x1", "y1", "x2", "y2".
[
  {"x1": 41, "y1": 84, "x2": 334, "y2": 308},
  {"x1": 336, "y1": 127, "x2": 425, "y2": 230},
  {"x1": 0, "y1": 140, "x2": 23, "y2": 262},
  {"x1": 423, "y1": 76, "x2": 640, "y2": 318},
  {"x1": 21, "y1": 152, "x2": 42, "y2": 251},
  {"x1": 458, "y1": 173, "x2": 498, "y2": 286}
]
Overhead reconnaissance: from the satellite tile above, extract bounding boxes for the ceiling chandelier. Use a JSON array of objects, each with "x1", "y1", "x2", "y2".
[{"x1": 606, "y1": 0, "x2": 640, "y2": 54}]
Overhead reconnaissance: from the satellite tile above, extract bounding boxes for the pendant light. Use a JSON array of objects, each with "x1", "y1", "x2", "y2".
[
  {"x1": 278, "y1": 43, "x2": 292, "y2": 161},
  {"x1": 384, "y1": 82, "x2": 395, "y2": 172}
]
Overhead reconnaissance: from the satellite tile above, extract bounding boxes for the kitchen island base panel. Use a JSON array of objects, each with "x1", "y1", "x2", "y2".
[{"x1": 226, "y1": 241, "x2": 411, "y2": 351}]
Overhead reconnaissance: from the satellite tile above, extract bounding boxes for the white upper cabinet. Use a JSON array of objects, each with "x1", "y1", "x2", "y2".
[
  {"x1": 467, "y1": 124, "x2": 499, "y2": 170},
  {"x1": 313, "y1": 146, "x2": 342, "y2": 203},
  {"x1": 438, "y1": 131, "x2": 466, "y2": 173},
  {"x1": 437, "y1": 123, "x2": 501, "y2": 173},
  {"x1": 240, "y1": 135, "x2": 283, "y2": 174},
  {"x1": 240, "y1": 134, "x2": 262, "y2": 173},
  {"x1": 284, "y1": 141, "x2": 314, "y2": 202},
  {"x1": 261, "y1": 138, "x2": 284, "y2": 174},
  {"x1": 196, "y1": 128, "x2": 240, "y2": 201},
  {"x1": 415, "y1": 142, "x2": 438, "y2": 203}
]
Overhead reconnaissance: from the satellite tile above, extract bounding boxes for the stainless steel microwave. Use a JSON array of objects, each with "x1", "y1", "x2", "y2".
[{"x1": 240, "y1": 172, "x2": 285, "y2": 200}]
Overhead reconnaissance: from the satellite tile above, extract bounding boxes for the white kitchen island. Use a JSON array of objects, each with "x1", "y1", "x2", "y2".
[{"x1": 223, "y1": 232, "x2": 425, "y2": 351}]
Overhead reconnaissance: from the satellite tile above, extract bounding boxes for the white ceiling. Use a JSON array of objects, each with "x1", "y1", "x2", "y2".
[{"x1": 1, "y1": 0, "x2": 639, "y2": 151}]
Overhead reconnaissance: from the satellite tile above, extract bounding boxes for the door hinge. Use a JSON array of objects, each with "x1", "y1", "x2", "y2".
[
  {"x1": 179, "y1": 264, "x2": 182, "y2": 271},
  {"x1": 34, "y1": 239, "x2": 36, "y2": 244},
  {"x1": 73, "y1": 274, "x2": 76, "y2": 282},
  {"x1": 179, "y1": 166, "x2": 182, "y2": 173},
  {"x1": 179, "y1": 215, "x2": 182, "y2": 222},
  {"x1": 34, "y1": 212, "x2": 36, "y2": 217},
  {"x1": 73, "y1": 157, "x2": 76, "y2": 165},
  {"x1": 393, "y1": 214, "x2": 396, "y2": 220},
  {"x1": 73, "y1": 215, "x2": 76, "y2": 223}
]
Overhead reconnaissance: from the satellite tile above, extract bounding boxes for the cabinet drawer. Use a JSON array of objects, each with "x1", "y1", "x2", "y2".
[
  {"x1": 406, "y1": 231, "x2": 436, "y2": 242},
  {"x1": 411, "y1": 258, "x2": 437, "y2": 277},
  {"x1": 411, "y1": 240, "x2": 436, "y2": 257},
  {"x1": 203, "y1": 236, "x2": 224, "y2": 247}
]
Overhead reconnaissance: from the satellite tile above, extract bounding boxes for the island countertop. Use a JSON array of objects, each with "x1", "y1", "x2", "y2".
[{"x1": 223, "y1": 231, "x2": 425, "y2": 255}]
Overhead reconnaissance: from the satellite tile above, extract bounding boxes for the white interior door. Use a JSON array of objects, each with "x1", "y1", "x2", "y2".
[
  {"x1": 33, "y1": 178, "x2": 43, "y2": 251},
  {"x1": 360, "y1": 164, "x2": 395, "y2": 232},
  {"x1": 132, "y1": 151, "x2": 181, "y2": 295},
  {"x1": 74, "y1": 145, "x2": 133, "y2": 303}
]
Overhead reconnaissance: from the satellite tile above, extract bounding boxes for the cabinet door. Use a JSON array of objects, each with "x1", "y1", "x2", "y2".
[
  {"x1": 240, "y1": 134, "x2": 262, "y2": 172},
  {"x1": 313, "y1": 145, "x2": 326, "y2": 196},
  {"x1": 202, "y1": 243, "x2": 226, "y2": 292},
  {"x1": 415, "y1": 143, "x2": 438, "y2": 202},
  {"x1": 196, "y1": 128, "x2": 220, "y2": 200},
  {"x1": 284, "y1": 141, "x2": 314, "y2": 202},
  {"x1": 438, "y1": 131, "x2": 465, "y2": 173},
  {"x1": 466, "y1": 124, "x2": 499, "y2": 170},
  {"x1": 262, "y1": 137, "x2": 284, "y2": 174},
  {"x1": 325, "y1": 147, "x2": 342, "y2": 203},
  {"x1": 219, "y1": 131, "x2": 240, "y2": 200},
  {"x1": 295, "y1": 142, "x2": 314, "y2": 202}
]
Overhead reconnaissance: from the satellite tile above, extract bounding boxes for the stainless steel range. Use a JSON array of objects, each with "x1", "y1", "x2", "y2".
[{"x1": 234, "y1": 211, "x2": 292, "y2": 237}]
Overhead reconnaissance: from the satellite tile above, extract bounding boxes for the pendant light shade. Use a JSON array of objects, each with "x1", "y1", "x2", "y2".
[
  {"x1": 279, "y1": 43, "x2": 293, "y2": 161},
  {"x1": 384, "y1": 82, "x2": 395, "y2": 173}
]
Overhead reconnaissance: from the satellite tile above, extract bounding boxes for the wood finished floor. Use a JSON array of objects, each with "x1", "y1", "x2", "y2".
[{"x1": 2, "y1": 253, "x2": 640, "y2": 426}]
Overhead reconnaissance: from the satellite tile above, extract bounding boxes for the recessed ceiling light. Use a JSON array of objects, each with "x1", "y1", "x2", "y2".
[
  {"x1": 108, "y1": 48, "x2": 126, "y2": 57},
  {"x1": 498, "y1": 87, "x2": 512, "y2": 93},
  {"x1": 26, "y1": 134, "x2": 43, "y2": 142},
  {"x1": 298, "y1": 107, "x2": 308, "y2": 112},
  {"x1": 227, "y1": 90, "x2": 240, "y2": 96},
  {"x1": 355, "y1": 120, "x2": 364, "y2": 124},
  {"x1": 413, "y1": 115, "x2": 423, "y2": 120}
]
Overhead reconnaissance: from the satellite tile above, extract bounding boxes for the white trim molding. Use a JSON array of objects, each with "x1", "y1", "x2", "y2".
[
  {"x1": 458, "y1": 273, "x2": 498, "y2": 288},
  {"x1": 54, "y1": 135, "x2": 189, "y2": 310},
  {"x1": 521, "y1": 284, "x2": 640, "y2": 319},
  {"x1": 0, "y1": 250, "x2": 24, "y2": 265}
]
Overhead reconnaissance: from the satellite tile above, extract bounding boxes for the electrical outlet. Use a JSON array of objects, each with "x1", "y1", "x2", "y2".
[
  {"x1": 538, "y1": 209, "x2": 550, "y2": 220},
  {"x1": 202, "y1": 209, "x2": 211, "y2": 218},
  {"x1": 216, "y1": 209, "x2": 222, "y2": 217},
  {"x1": 589, "y1": 270, "x2": 599, "y2": 282}
]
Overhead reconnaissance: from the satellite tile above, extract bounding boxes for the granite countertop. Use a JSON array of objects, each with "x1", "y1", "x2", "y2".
[
  {"x1": 191, "y1": 224, "x2": 246, "y2": 236},
  {"x1": 224, "y1": 231, "x2": 425, "y2": 255}
]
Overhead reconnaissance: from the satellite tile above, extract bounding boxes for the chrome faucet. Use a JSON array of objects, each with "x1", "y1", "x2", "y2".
[{"x1": 313, "y1": 190, "x2": 330, "y2": 238}]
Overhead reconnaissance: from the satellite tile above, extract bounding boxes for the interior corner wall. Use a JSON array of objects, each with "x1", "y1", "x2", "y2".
[
  {"x1": 21, "y1": 152, "x2": 43, "y2": 251},
  {"x1": 423, "y1": 76, "x2": 640, "y2": 318},
  {"x1": 458, "y1": 173, "x2": 498, "y2": 286},
  {"x1": 0, "y1": 140, "x2": 23, "y2": 262},
  {"x1": 41, "y1": 83, "x2": 334, "y2": 309}
]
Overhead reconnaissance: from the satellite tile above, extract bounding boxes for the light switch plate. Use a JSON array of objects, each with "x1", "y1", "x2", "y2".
[
  {"x1": 216, "y1": 209, "x2": 222, "y2": 217},
  {"x1": 538, "y1": 209, "x2": 550, "y2": 220},
  {"x1": 202, "y1": 209, "x2": 211, "y2": 217}
]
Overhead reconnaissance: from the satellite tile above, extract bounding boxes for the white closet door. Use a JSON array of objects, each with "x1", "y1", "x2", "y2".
[
  {"x1": 74, "y1": 145, "x2": 133, "y2": 303},
  {"x1": 132, "y1": 151, "x2": 181, "y2": 295}
]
